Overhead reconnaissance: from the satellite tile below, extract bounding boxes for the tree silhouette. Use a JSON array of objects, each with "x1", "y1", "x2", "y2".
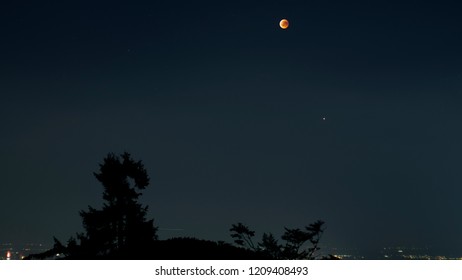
[
  {"x1": 27, "y1": 152, "x2": 327, "y2": 260},
  {"x1": 81, "y1": 153, "x2": 156, "y2": 255},
  {"x1": 230, "y1": 222, "x2": 257, "y2": 250},
  {"x1": 230, "y1": 220, "x2": 325, "y2": 259},
  {"x1": 258, "y1": 233, "x2": 282, "y2": 259},
  {"x1": 68, "y1": 152, "x2": 157, "y2": 258},
  {"x1": 303, "y1": 220, "x2": 325, "y2": 259}
]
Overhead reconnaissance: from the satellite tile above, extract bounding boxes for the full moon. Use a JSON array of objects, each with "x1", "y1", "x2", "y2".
[{"x1": 279, "y1": 19, "x2": 289, "y2": 29}]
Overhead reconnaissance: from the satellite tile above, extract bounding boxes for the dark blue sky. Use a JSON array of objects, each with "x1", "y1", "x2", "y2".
[{"x1": 1, "y1": 0, "x2": 462, "y2": 254}]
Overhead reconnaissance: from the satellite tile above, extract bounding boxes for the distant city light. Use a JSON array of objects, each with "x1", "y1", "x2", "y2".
[{"x1": 6, "y1": 250, "x2": 11, "y2": 260}]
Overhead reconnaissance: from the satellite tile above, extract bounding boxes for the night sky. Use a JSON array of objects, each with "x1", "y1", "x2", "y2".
[{"x1": 1, "y1": 1, "x2": 462, "y2": 255}]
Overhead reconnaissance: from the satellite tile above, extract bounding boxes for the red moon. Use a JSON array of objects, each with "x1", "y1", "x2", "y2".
[{"x1": 279, "y1": 19, "x2": 289, "y2": 29}]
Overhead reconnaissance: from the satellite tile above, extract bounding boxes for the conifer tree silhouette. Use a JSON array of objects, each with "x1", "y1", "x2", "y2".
[{"x1": 76, "y1": 152, "x2": 157, "y2": 257}]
